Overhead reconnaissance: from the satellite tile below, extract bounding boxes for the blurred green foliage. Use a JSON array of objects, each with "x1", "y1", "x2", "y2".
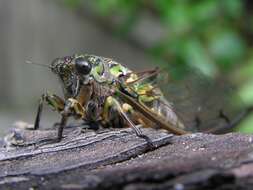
[
  {"x1": 63, "y1": 0, "x2": 82, "y2": 9},
  {"x1": 91, "y1": 0, "x2": 247, "y2": 77},
  {"x1": 64, "y1": 0, "x2": 253, "y2": 133}
]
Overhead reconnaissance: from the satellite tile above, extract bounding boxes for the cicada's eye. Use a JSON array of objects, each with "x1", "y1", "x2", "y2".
[{"x1": 75, "y1": 57, "x2": 92, "y2": 75}]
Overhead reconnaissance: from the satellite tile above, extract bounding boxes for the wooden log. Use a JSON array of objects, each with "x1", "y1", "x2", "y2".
[{"x1": 0, "y1": 125, "x2": 253, "y2": 189}]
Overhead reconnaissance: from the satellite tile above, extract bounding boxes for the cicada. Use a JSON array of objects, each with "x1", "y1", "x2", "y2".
[{"x1": 32, "y1": 54, "x2": 191, "y2": 142}]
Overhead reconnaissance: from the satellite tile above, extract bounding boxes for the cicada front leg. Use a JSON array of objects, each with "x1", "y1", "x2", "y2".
[
  {"x1": 34, "y1": 92, "x2": 85, "y2": 142},
  {"x1": 34, "y1": 92, "x2": 65, "y2": 130}
]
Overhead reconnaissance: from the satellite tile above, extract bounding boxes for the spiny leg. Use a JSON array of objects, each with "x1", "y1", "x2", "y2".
[
  {"x1": 34, "y1": 92, "x2": 65, "y2": 130},
  {"x1": 103, "y1": 96, "x2": 147, "y2": 138},
  {"x1": 56, "y1": 98, "x2": 85, "y2": 142},
  {"x1": 57, "y1": 113, "x2": 68, "y2": 142},
  {"x1": 34, "y1": 95, "x2": 44, "y2": 130},
  {"x1": 80, "y1": 100, "x2": 101, "y2": 131},
  {"x1": 33, "y1": 98, "x2": 85, "y2": 144}
]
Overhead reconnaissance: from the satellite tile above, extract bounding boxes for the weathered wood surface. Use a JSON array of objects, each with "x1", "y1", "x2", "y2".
[{"x1": 1, "y1": 125, "x2": 253, "y2": 190}]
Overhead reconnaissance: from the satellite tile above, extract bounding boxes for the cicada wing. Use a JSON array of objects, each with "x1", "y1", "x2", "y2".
[
  {"x1": 125, "y1": 66, "x2": 242, "y2": 133},
  {"x1": 157, "y1": 67, "x2": 242, "y2": 133}
]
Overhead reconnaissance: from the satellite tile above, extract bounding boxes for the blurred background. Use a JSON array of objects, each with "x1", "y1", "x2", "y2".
[{"x1": 0, "y1": 0, "x2": 253, "y2": 136}]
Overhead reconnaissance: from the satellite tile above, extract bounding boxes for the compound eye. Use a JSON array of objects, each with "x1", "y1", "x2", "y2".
[{"x1": 75, "y1": 57, "x2": 92, "y2": 75}]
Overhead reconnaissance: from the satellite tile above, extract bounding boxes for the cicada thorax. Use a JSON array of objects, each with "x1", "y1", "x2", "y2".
[
  {"x1": 76, "y1": 56, "x2": 136, "y2": 128},
  {"x1": 83, "y1": 55, "x2": 130, "y2": 84}
]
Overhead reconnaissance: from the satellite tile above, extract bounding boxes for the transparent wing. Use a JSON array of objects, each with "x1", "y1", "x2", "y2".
[
  {"x1": 157, "y1": 67, "x2": 242, "y2": 132},
  {"x1": 126, "y1": 66, "x2": 242, "y2": 133}
]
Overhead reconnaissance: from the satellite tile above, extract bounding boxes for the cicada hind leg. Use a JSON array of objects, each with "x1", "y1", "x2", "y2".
[{"x1": 102, "y1": 96, "x2": 149, "y2": 139}]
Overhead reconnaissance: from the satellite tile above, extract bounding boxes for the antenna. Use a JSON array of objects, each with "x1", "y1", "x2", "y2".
[{"x1": 25, "y1": 60, "x2": 52, "y2": 69}]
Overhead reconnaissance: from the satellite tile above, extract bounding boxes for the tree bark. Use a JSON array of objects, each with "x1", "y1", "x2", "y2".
[{"x1": 0, "y1": 126, "x2": 253, "y2": 189}]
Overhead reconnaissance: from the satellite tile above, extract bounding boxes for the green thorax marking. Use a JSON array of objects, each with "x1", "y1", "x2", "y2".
[
  {"x1": 109, "y1": 63, "x2": 130, "y2": 78},
  {"x1": 84, "y1": 54, "x2": 132, "y2": 83}
]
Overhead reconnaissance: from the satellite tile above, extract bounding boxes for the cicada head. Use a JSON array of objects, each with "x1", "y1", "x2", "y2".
[
  {"x1": 51, "y1": 54, "x2": 93, "y2": 97},
  {"x1": 51, "y1": 55, "x2": 91, "y2": 76}
]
